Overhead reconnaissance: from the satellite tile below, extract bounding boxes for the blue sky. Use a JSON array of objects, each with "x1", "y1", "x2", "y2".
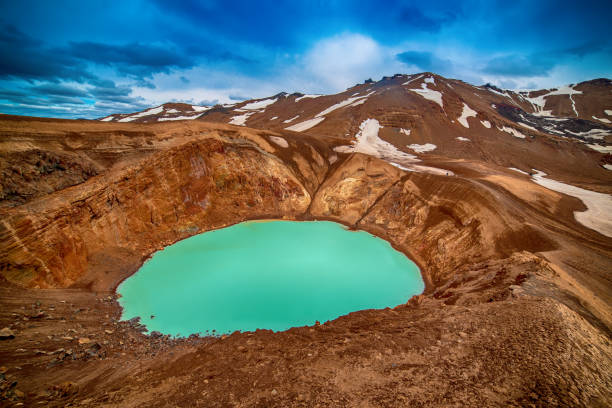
[{"x1": 0, "y1": 0, "x2": 610, "y2": 118}]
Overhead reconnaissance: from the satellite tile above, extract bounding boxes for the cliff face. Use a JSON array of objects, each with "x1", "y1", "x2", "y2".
[
  {"x1": 0, "y1": 118, "x2": 595, "y2": 297},
  {"x1": 0, "y1": 136, "x2": 313, "y2": 289},
  {"x1": 0, "y1": 117, "x2": 610, "y2": 407}
]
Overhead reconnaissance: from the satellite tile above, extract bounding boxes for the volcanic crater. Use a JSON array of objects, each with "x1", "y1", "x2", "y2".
[{"x1": 0, "y1": 74, "x2": 611, "y2": 407}]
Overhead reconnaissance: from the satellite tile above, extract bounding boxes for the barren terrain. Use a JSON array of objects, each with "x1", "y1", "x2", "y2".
[{"x1": 0, "y1": 76, "x2": 611, "y2": 407}]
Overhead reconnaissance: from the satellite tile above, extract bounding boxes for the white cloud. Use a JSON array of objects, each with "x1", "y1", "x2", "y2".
[
  {"x1": 301, "y1": 33, "x2": 405, "y2": 92},
  {"x1": 126, "y1": 34, "x2": 408, "y2": 110}
]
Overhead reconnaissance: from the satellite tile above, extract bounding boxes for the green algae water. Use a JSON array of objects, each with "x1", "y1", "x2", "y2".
[{"x1": 117, "y1": 221, "x2": 423, "y2": 336}]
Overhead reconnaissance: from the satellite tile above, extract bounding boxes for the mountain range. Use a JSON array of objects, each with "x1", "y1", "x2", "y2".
[{"x1": 100, "y1": 73, "x2": 612, "y2": 173}]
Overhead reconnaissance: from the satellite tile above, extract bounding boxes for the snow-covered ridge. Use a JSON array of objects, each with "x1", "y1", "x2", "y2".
[
  {"x1": 159, "y1": 114, "x2": 205, "y2": 121},
  {"x1": 284, "y1": 91, "x2": 375, "y2": 132},
  {"x1": 295, "y1": 94, "x2": 323, "y2": 102},
  {"x1": 101, "y1": 104, "x2": 212, "y2": 123},
  {"x1": 402, "y1": 74, "x2": 423, "y2": 86},
  {"x1": 241, "y1": 98, "x2": 277, "y2": 110},
  {"x1": 118, "y1": 106, "x2": 164, "y2": 122},
  {"x1": 523, "y1": 85, "x2": 583, "y2": 117}
]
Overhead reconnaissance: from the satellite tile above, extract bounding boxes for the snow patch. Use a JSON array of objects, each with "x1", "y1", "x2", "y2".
[
  {"x1": 544, "y1": 126, "x2": 565, "y2": 135},
  {"x1": 480, "y1": 120, "x2": 491, "y2": 128},
  {"x1": 605, "y1": 109, "x2": 612, "y2": 116},
  {"x1": 407, "y1": 143, "x2": 437, "y2": 153},
  {"x1": 456, "y1": 137, "x2": 470, "y2": 142},
  {"x1": 408, "y1": 82, "x2": 443, "y2": 108},
  {"x1": 316, "y1": 91, "x2": 374, "y2": 117},
  {"x1": 518, "y1": 122, "x2": 538, "y2": 131},
  {"x1": 241, "y1": 98, "x2": 277, "y2": 110},
  {"x1": 229, "y1": 112, "x2": 255, "y2": 126},
  {"x1": 285, "y1": 117, "x2": 325, "y2": 132},
  {"x1": 586, "y1": 144, "x2": 612, "y2": 153},
  {"x1": 295, "y1": 94, "x2": 322, "y2": 102},
  {"x1": 566, "y1": 129, "x2": 611, "y2": 140},
  {"x1": 269, "y1": 136, "x2": 288, "y2": 148},
  {"x1": 499, "y1": 126, "x2": 527, "y2": 139},
  {"x1": 100, "y1": 116, "x2": 114, "y2": 122},
  {"x1": 424, "y1": 76, "x2": 435, "y2": 84},
  {"x1": 118, "y1": 106, "x2": 164, "y2": 122},
  {"x1": 270, "y1": 116, "x2": 278, "y2": 120},
  {"x1": 524, "y1": 85, "x2": 582, "y2": 117},
  {"x1": 166, "y1": 109, "x2": 179, "y2": 114},
  {"x1": 508, "y1": 167, "x2": 529, "y2": 175},
  {"x1": 593, "y1": 116, "x2": 611, "y2": 124},
  {"x1": 402, "y1": 74, "x2": 423, "y2": 86},
  {"x1": 485, "y1": 86, "x2": 512, "y2": 99},
  {"x1": 531, "y1": 170, "x2": 612, "y2": 237},
  {"x1": 192, "y1": 105, "x2": 212, "y2": 112},
  {"x1": 457, "y1": 103, "x2": 477, "y2": 128},
  {"x1": 158, "y1": 114, "x2": 203, "y2": 121},
  {"x1": 283, "y1": 115, "x2": 300, "y2": 124},
  {"x1": 603, "y1": 164, "x2": 612, "y2": 171},
  {"x1": 333, "y1": 119, "x2": 418, "y2": 166},
  {"x1": 349, "y1": 98, "x2": 367, "y2": 107},
  {"x1": 399, "y1": 128, "x2": 411, "y2": 136}
]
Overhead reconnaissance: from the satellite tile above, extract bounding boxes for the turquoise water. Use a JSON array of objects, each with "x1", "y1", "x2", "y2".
[{"x1": 117, "y1": 221, "x2": 423, "y2": 336}]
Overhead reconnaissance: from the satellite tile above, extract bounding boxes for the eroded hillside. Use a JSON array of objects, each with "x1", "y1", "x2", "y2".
[{"x1": 0, "y1": 116, "x2": 610, "y2": 407}]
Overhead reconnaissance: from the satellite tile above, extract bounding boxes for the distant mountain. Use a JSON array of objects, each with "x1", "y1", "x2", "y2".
[
  {"x1": 99, "y1": 102, "x2": 217, "y2": 122},
  {"x1": 99, "y1": 73, "x2": 612, "y2": 174}
]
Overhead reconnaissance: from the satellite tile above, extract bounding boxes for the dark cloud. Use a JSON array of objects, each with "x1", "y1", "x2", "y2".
[
  {"x1": 0, "y1": 22, "x2": 251, "y2": 90},
  {"x1": 0, "y1": 85, "x2": 84, "y2": 107},
  {"x1": 47, "y1": 95, "x2": 86, "y2": 105},
  {"x1": 396, "y1": 51, "x2": 452, "y2": 73},
  {"x1": 229, "y1": 94, "x2": 249, "y2": 101},
  {"x1": 562, "y1": 41, "x2": 608, "y2": 58},
  {"x1": 483, "y1": 54, "x2": 556, "y2": 77},
  {"x1": 0, "y1": 88, "x2": 28, "y2": 99},
  {"x1": 89, "y1": 83, "x2": 145, "y2": 105},
  {"x1": 67, "y1": 41, "x2": 194, "y2": 78},
  {"x1": 0, "y1": 24, "x2": 93, "y2": 83},
  {"x1": 30, "y1": 83, "x2": 89, "y2": 97}
]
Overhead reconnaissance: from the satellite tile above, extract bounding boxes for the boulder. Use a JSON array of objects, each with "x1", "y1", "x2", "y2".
[{"x1": 0, "y1": 328, "x2": 15, "y2": 339}]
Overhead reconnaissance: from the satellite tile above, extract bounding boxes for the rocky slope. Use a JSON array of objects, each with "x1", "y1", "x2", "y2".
[
  {"x1": 0, "y1": 93, "x2": 610, "y2": 406},
  {"x1": 100, "y1": 74, "x2": 612, "y2": 169}
]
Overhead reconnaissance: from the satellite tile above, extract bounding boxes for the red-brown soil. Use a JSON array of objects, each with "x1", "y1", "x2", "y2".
[{"x1": 0, "y1": 112, "x2": 610, "y2": 407}]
